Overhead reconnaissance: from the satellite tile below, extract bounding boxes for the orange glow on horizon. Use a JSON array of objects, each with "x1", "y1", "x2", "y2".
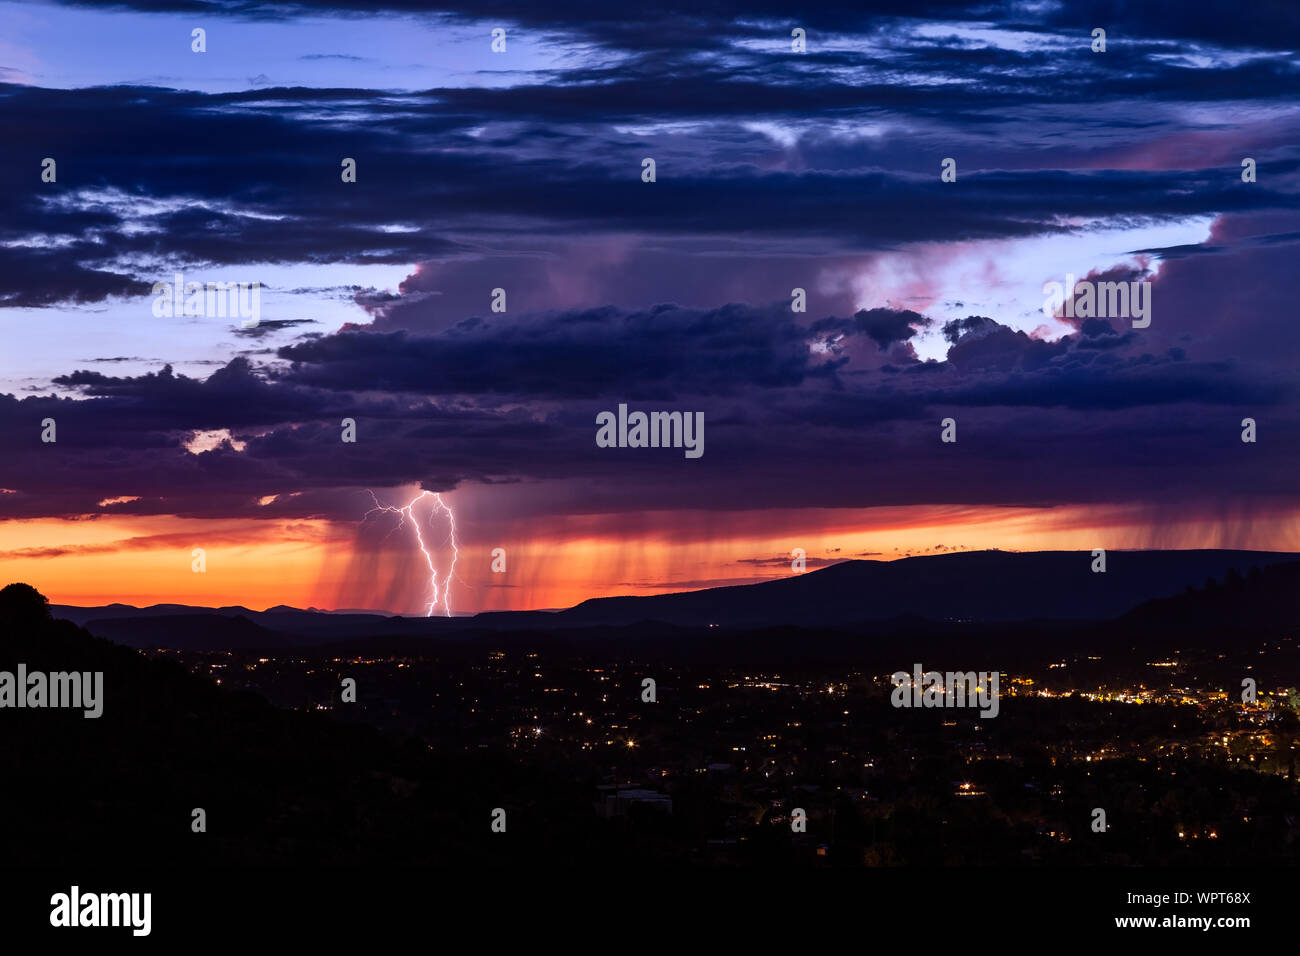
[{"x1": 2, "y1": 500, "x2": 1297, "y2": 613}]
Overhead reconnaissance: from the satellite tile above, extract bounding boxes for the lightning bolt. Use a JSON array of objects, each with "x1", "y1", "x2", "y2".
[{"x1": 364, "y1": 489, "x2": 459, "y2": 617}]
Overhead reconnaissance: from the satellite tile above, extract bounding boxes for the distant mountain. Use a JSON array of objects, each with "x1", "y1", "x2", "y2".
[
  {"x1": 48, "y1": 602, "x2": 237, "y2": 627},
  {"x1": 536, "y1": 549, "x2": 1300, "y2": 629},
  {"x1": 54, "y1": 608, "x2": 455, "y2": 650},
  {"x1": 79, "y1": 613, "x2": 299, "y2": 651},
  {"x1": 50, "y1": 549, "x2": 1300, "y2": 650},
  {"x1": 1119, "y1": 560, "x2": 1300, "y2": 631},
  {"x1": 303, "y1": 607, "x2": 400, "y2": 616}
]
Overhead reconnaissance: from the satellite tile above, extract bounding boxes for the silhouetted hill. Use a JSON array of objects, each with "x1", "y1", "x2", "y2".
[
  {"x1": 52, "y1": 607, "x2": 457, "y2": 649},
  {"x1": 49, "y1": 602, "x2": 223, "y2": 627},
  {"x1": 83, "y1": 613, "x2": 298, "y2": 651},
  {"x1": 50, "y1": 549, "x2": 1300, "y2": 649},
  {"x1": 545, "y1": 549, "x2": 1300, "y2": 629},
  {"x1": 0, "y1": 585, "x2": 611, "y2": 866},
  {"x1": 6, "y1": 579, "x2": 1298, "y2": 869},
  {"x1": 1120, "y1": 560, "x2": 1300, "y2": 632}
]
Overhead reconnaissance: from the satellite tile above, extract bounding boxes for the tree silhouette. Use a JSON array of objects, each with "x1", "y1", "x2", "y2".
[{"x1": 0, "y1": 582, "x2": 51, "y2": 628}]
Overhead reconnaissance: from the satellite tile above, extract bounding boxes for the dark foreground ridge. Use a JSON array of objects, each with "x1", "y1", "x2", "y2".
[
  {"x1": 4, "y1": 559, "x2": 1300, "y2": 868},
  {"x1": 0, "y1": 583, "x2": 588, "y2": 866}
]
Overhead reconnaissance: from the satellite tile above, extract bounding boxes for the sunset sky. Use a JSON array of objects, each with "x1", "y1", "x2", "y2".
[{"x1": 1, "y1": 0, "x2": 1298, "y2": 613}]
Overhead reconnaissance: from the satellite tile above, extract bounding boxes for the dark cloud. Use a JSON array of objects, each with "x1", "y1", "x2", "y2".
[
  {"x1": 233, "y1": 318, "x2": 318, "y2": 339},
  {"x1": 1, "y1": 292, "x2": 1292, "y2": 522},
  {"x1": 278, "y1": 303, "x2": 836, "y2": 399},
  {"x1": 43, "y1": 0, "x2": 1300, "y2": 56},
  {"x1": 1, "y1": 0, "x2": 1297, "y2": 532},
  {"x1": 2, "y1": 45, "x2": 1299, "y2": 310},
  {"x1": 853, "y1": 308, "x2": 931, "y2": 351},
  {"x1": 942, "y1": 316, "x2": 995, "y2": 344},
  {"x1": 0, "y1": 247, "x2": 151, "y2": 307}
]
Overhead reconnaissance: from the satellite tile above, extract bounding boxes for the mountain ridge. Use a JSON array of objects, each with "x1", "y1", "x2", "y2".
[{"x1": 46, "y1": 548, "x2": 1300, "y2": 651}]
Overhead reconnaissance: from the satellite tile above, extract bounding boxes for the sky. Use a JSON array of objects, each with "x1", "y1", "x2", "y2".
[{"x1": 0, "y1": 0, "x2": 1298, "y2": 613}]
